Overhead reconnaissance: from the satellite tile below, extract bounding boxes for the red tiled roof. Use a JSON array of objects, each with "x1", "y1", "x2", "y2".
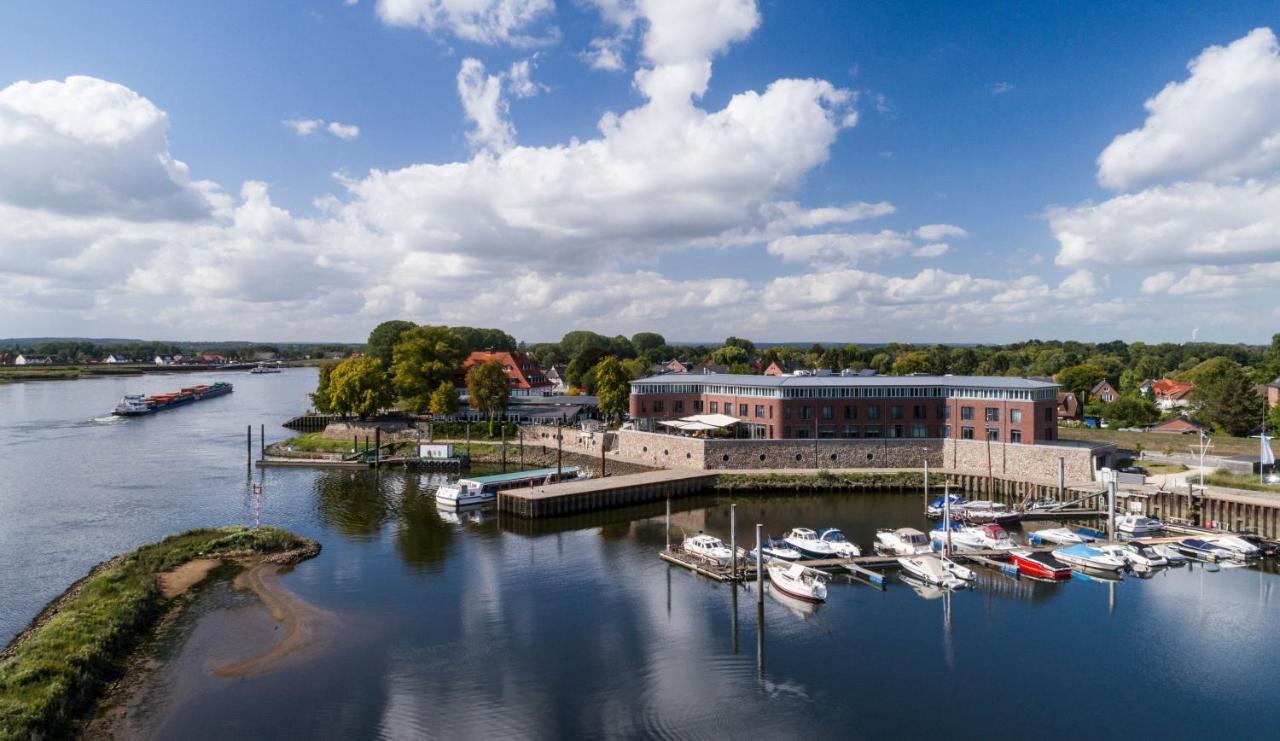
[
  {"x1": 461, "y1": 351, "x2": 550, "y2": 390},
  {"x1": 1151, "y1": 379, "x2": 1195, "y2": 400},
  {"x1": 1147, "y1": 417, "x2": 1201, "y2": 434}
]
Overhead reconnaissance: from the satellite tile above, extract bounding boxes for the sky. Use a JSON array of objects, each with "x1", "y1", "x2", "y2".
[{"x1": 2, "y1": 0, "x2": 1280, "y2": 345}]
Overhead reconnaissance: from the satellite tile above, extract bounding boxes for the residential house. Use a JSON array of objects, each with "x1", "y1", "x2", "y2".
[
  {"x1": 699, "y1": 362, "x2": 730, "y2": 374},
  {"x1": 14, "y1": 355, "x2": 52, "y2": 365},
  {"x1": 1057, "y1": 391, "x2": 1083, "y2": 421},
  {"x1": 1267, "y1": 376, "x2": 1280, "y2": 408},
  {"x1": 546, "y1": 365, "x2": 569, "y2": 394},
  {"x1": 1146, "y1": 417, "x2": 1204, "y2": 434},
  {"x1": 460, "y1": 350, "x2": 552, "y2": 396},
  {"x1": 663, "y1": 359, "x2": 692, "y2": 374},
  {"x1": 1151, "y1": 379, "x2": 1195, "y2": 410},
  {"x1": 105, "y1": 355, "x2": 137, "y2": 364},
  {"x1": 154, "y1": 355, "x2": 173, "y2": 366},
  {"x1": 763, "y1": 360, "x2": 798, "y2": 376},
  {"x1": 198, "y1": 354, "x2": 227, "y2": 364},
  {"x1": 1090, "y1": 380, "x2": 1119, "y2": 403}
]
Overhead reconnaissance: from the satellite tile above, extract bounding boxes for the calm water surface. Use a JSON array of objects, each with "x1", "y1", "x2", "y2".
[{"x1": 2, "y1": 370, "x2": 1279, "y2": 739}]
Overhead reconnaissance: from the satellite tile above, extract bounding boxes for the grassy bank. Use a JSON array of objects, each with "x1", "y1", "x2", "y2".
[
  {"x1": 0, "y1": 526, "x2": 319, "y2": 740},
  {"x1": 714, "y1": 470, "x2": 933, "y2": 491},
  {"x1": 1203, "y1": 471, "x2": 1280, "y2": 494},
  {"x1": 1058, "y1": 426, "x2": 1258, "y2": 457}
]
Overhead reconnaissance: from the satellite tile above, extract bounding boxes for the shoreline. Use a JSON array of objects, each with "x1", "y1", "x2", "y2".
[{"x1": 0, "y1": 527, "x2": 320, "y2": 740}]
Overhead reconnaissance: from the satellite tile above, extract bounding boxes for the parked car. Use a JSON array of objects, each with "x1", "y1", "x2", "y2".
[{"x1": 1118, "y1": 466, "x2": 1150, "y2": 476}]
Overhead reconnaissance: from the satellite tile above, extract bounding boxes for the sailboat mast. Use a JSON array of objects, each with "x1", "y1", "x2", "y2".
[{"x1": 943, "y1": 481, "x2": 952, "y2": 557}]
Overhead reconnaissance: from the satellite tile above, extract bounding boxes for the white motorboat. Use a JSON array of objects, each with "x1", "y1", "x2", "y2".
[
  {"x1": 784, "y1": 528, "x2": 838, "y2": 559},
  {"x1": 940, "y1": 555, "x2": 976, "y2": 581},
  {"x1": 817, "y1": 527, "x2": 861, "y2": 557},
  {"x1": 931, "y1": 523, "x2": 986, "y2": 551},
  {"x1": 1052, "y1": 544, "x2": 1127, "y2": 573},
  {"x1": 1030, "y1": 527, "x2": 1087, "y2": 545},
  {"x1": 969, "y1": 523, "x2": 1019, "y2": 550},
  {"x1": 1212, "y1": 534, "x2": 1262, "y2": 560},
  {"x1": 1174, "y1": 538, "x2": 1234, "y2": 561},
  {"x1": 1153, "y1": 543, "x2": 1187, "y2": 565},
  {"x1": 957, "y1": 500, "x2": 1022, "y2": 524},
  {"x1": 436, "y1": 466, "x2": 584, "y2": 508},
  {"x1": 897, "y1": 554, "x2": 967, "y2": 589},
  {"x1": 683, "y1": 533, "x2": 734, "y2": 566},
  {"x1": 1104, "y1": 542, "x2": 1168, "y2": 568},
  {"x1": 767, "y1": 561, "x2": 828, "y2": 602},
  {"x1": 749, "y1": 536, "x2": 802, "y2": 562},
  {"x1": 875, "y1": 527, "x2": 933, "y2": 556},
  {"x1": 1115, "y1": 514, "x2": 1164, "y2": 535}
]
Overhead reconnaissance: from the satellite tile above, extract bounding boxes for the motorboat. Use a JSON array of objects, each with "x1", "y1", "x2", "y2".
[
  {"x1": 1115, "y1": 514, "x2": 1164, "y2": 535},
  {"x1": 749, "y1": 536, "x2": 802, "y2": 563},
  {"x1": 957, "y1": 500, "x2": 1022, "y2": 524},
  {"x1": 875, "y1": 528, "x2": 933, "y2": 556},
  {"x1": 784, "y1": 528, "x2": 838, "y2": 559},
  {"x1": 1073, "y1": 526, "x2": 1106, "y2": 542},
  {"x1": 931, "y1": 522, "x2": 986, "y2": 551},
  {"x1": 1153, "y1": 544, "x2": 1187, "y2": 565},
  {"x1": 972, "y1": 523, "x2": 1018, "y2": 550},
  {"x1": 897, "y1": 554, "x2": 967, "y2": 589},
  {"x1": 1029, "y1": 527, "x2": 1087, "y2": 545},
  {"x1": 1211, "y1": 534, "x2": 1263, "y2": 560},
  {"x1": 767, "y1": 561, "x2": 828, "y2": 602},
  {"x1": 1104, "y1": 542, "x2": 1168, "y2": 568},
  {"x1": 1023, "y1": 499, "x2": 1060, "y2": 512},
  {"x1": 436, "y1": 466, "x2": 584, "y2": 508},
  {"x1": 1173, "y1": 538, "x2": 1233, "y2": 562},
  {"x1": 926, "y1": 494, "x2": 967, "y2": 517},
  {"x1": 1052, "y1": 544, "x2": 1127, "y2": 573},
  {"x1": 1008, "y1": 549, "x2": 1072, "y2": 580},
  {"x1": 683, "y1": 533, "x2": 734, "y2": 566},
  {"x1": 817, "y1": 528, "x2": 862, "y2": 557},
  {"x1": 940, "y1": 555, "x2": 976, "y2": 582}
]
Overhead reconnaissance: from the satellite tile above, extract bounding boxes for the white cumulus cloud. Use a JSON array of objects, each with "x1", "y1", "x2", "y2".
[{"x1": 376, "y1": 0, "x2": 557, "y2": 46}]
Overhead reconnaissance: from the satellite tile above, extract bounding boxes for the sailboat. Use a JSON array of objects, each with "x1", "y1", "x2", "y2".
[{"x1": 937, "y1": 484, "x2": 976, "y2": 582}]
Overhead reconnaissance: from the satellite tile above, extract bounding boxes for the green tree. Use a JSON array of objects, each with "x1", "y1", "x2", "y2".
[
  {"x1": 1055, "y1": 364, "x2": 1107, "y2": 397},
  {"x1": 450, "y1": 326, "x2": 517, "y2": 352},
  {"x1": 1101, "y1": 396, "x2": 1159, "y2": 429},
  {"x1": 621, "y1": 357, "x2": 651, "y2": 379},
  {"x1": 327, "y1": 357, "x2": 393, "y2": 419},
  {"x1": 891, "y1": 351, "x2": 931, "y2": 375},
  {"x1": 594, "y1": 356, "x2": 631, "y2": 422},
  {"x1": 631, "y1": 332, "x2": 666, "y2": 358},
  {"x1": 467, "y1": 359, "x2": 510, "y2": 433},
  {"x1": 366, "y1": 320, "x2": 416, "y2": 369},
  {"x1": 392, "y1": 325, "x2": 467, "y2": 411},
  {"x1": 1198, "y1": 365, "x2": 1264, "y2": 436},
  {"x1": 709, "y1": 344, "x2": 749, "y2": 366},
  {"x1": 427, "y1": 380, "x2": 459, "y2": 416},
  {"x1": 310, "y1": 362, "x2": 337, "y2": 413}
]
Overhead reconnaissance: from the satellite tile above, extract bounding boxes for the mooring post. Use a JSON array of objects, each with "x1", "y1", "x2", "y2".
[
  {"x1": 519, "y1": 427, "x2": 524, "y2": 468},
  {"x1": 1057, "y1": 457, "x2": 1065, "y2": 500},
  {"x1": 665, "y1": 496, "x2": 671, "y2": 551},
  {"x1": 730, "y1": 503, "x2": 738, "y2": 580},
  {"x1": 375, "y1": 427, "x2": 381, "y2": 469},
  {"x1": 465, "y1": 422, "x2": 471, "y2": 457},
  {"x1": 556, "y1": 421, "x2": 563, "y2": 478},
  {"x1": 352, "y1": 434, "x2": 357, "y2": 453},
  {"x1": 755, "y1": 524, "x2": 763, "y2": 605},
  {"x1": 600, "y1": 429, "x2": 606, "y2": 478},
  {"x1": 246, "y1": 425, "x2": 251, "y2": 467},
  {"x1": 1107, "y1": 479, "x2": 1117, "y2": 539},
  {"x1": 501, "y1": 422, "x2": 507, "y2": 470},
  {"x1": 923, "y1": 458, "x2": 930, "y2": 507},
  {"x1": 260, "y1": 424, "x2": 265, "y2": 461}
]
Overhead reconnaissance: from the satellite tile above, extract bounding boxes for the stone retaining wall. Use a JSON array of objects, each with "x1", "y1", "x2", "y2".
[{"x1": 940, "y1": 438, "x2": 1110, "y2": 483}]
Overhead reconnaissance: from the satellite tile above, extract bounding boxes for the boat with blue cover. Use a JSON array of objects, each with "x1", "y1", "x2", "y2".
[{"x1": 926, "y1": 494, "x2": 966, "y2": 517}]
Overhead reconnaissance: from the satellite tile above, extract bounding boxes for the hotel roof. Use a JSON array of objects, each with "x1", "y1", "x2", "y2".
[{"x1": 631, "y1": 373, "x2": 1058, "y2": 390}]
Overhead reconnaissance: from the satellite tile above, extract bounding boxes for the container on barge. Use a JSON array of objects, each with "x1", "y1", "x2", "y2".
[{"x1": 112, "y1": 382, "x2": 233, "y2": 416}]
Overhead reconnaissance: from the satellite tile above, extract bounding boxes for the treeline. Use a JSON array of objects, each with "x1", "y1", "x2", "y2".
[{"x1": 1, "y1": 339, "x2": 360, "y2": 363}]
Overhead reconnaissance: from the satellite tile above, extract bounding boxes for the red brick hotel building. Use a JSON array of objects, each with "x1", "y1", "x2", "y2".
[{"x1": 629, "y1": 373, "x2": 1060, "y2": 443}]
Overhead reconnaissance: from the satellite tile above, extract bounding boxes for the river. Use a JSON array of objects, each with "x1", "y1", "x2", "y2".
[{"x1": 2, "y1": 369, "x2": 1279, "y2": 738}]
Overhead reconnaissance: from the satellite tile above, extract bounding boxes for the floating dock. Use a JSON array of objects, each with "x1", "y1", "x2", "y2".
[{"x1": 498, "y1": 470, "x2": 717, "y2": 517}]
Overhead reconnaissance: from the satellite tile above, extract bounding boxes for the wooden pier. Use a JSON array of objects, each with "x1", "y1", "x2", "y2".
[{"x1": 498, "y1": 470, "x2": 717, "y2": 518}]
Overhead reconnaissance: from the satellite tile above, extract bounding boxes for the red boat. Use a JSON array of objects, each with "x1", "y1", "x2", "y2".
[{"x1": 1009, "y1": 549, "x2": 1071, "y2": 580}]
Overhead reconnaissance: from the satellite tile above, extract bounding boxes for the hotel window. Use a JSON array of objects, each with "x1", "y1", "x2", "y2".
[
  {"x1": 844, "y1": 405, "x2": 857, "y2": 419},
  {"x1": 913, "y1": 404, "x2": 926, "y2": 419},
  {"x1": 843, "y1": 425, "x2": 859, "y2": 439},
  {"x1": 821, "y1": 405, "x2": 833, "y2": 420},
  {"x1": 755, "y1": 405, "x2": 765, "y2": 418},
  {"x1": 818, "y1": 427, "x2": 835, "y2": 439},
  {"x1": 1044, "y1": 407, "x2": 1054, "y2": 422},
  {"x1": 674, "y1": 400, "x2": 684, "y2": 413},
  {"x1": 1010, "y1": 430, "x2": 1022, "y2": 443},
  {"x1": 653, "y1": 400, "x2": 664, "y2": 413},
  {"x1": 1010, "y1": 408, "x2": 1022, "y2": 423},
  {"x1": 796, "y1": 428, "x2": 810, "y2": 439},
  {"x1": 709, "y1": 401, "x2": 718, "y2": 414},
  {"x1": 739, "y1": 403, "x2": 749, "y2": 417},
  {"x1": 1044, "y1": 427, "x2": 1055, "y2": 440},
  {"x1": 938, "y1": 405, "x2": 948, "y2": 419},
  {"x1": 640, "y1": 401, "x2": 647, "y2": 413},
  {"x1": 985, "y1": 407, "x2": 999, "y2": 422},
  {"x1": 961, "y1": 426, "x2": 974, "y2": 440},
  {"x1": 890, "y1": 405, "x2": 903, "y2": 419},
  {"x1": 911, "y1": 424, "x2": 927, "y2": 438},
  {"x1": 693, "y1": 400, "x2": 703, "y2": 412},
  {"x1": 986, "y1": 428, "x2": 999, "y2": 441},
  {"x1": 960, "y1": 406, "x2": 974, "y2": 420},
  {"x1": 889, "y1": 424, "x2": 904, "y2": 438},
  {"x1": 800, "y1": 406, "x2": 811, "y2": 420},
  {"x1": 941, "y1": 425, "x2": 951, "y2": 438},
  {"x1": 864, "y1": 425, "x2": 883, "y2": 438},
  {"x1": 867, "y1": 405, "x2": 880, "y2": 419}
]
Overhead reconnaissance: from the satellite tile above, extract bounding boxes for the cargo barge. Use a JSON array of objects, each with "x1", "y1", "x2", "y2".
[{"x1": 112, "y1": 382, "x2": 233, "y2": 416}]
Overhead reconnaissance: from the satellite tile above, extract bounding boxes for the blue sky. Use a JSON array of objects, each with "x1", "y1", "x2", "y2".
[{"x1": 2, "y1": 1, "x2": 1279, "y2": 343}]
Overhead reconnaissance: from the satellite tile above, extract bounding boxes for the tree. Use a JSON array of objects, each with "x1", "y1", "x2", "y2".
[
  {"x1": 467, "y1": 359, "x2": 510, "y2": 433},
  {"x1": 311, "y1": 362, "x2": 338, "y2": 413},
  {"x1": 621, "y1": 357, "x2": 651, "y2": 379},
  {"x1": 566, "y1": 345, "x2": 609, "y2": 390},
  {"x1": 327, "y1": 357, "x2": 393, "y2": 419},
  {"x1": 1101, "y1": 396, "x2": 1158, "y2": 429},
  {"x1": 709, "y1": 344, "x2": 749, "y2": 366},
  {"x1": 891, "y1": 351, "x2": 931, "y2": 375},
  {"x1": 631, "y1": 332, "x2": 666, "y2": 357},
  {"x1": 392, "y1": 325, "x2": 466, "y2": 411},
  {"x1": 428, "y1": 380, "x2": 459, "y2": 416},
  {"x1": 451, "y1": 326, "x2": 517, "y2": 352},
  {"x1": 724, "y1": 336, "x2": 755, "y2": 355},
  {"x1": 366, "y1": 320, "x2": 416, "y2": 368},
  {"x1": 594, "y1": 356, "x2": 631, "y2": 422},
  {"x1": 1055, "y1": 364, "x2": 1107, "y2": 397},
  {"x1": 1198, "y1": 365, "x2": 1264, "y2": 436}
]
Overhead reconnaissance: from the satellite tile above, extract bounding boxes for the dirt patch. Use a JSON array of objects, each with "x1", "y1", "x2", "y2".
[
  {"x1": 211, "y1": 562, "x2": 331, "y2": 678},
  {"x1": 157, "y1": 559, "x2": 219, "y2": 599}
]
